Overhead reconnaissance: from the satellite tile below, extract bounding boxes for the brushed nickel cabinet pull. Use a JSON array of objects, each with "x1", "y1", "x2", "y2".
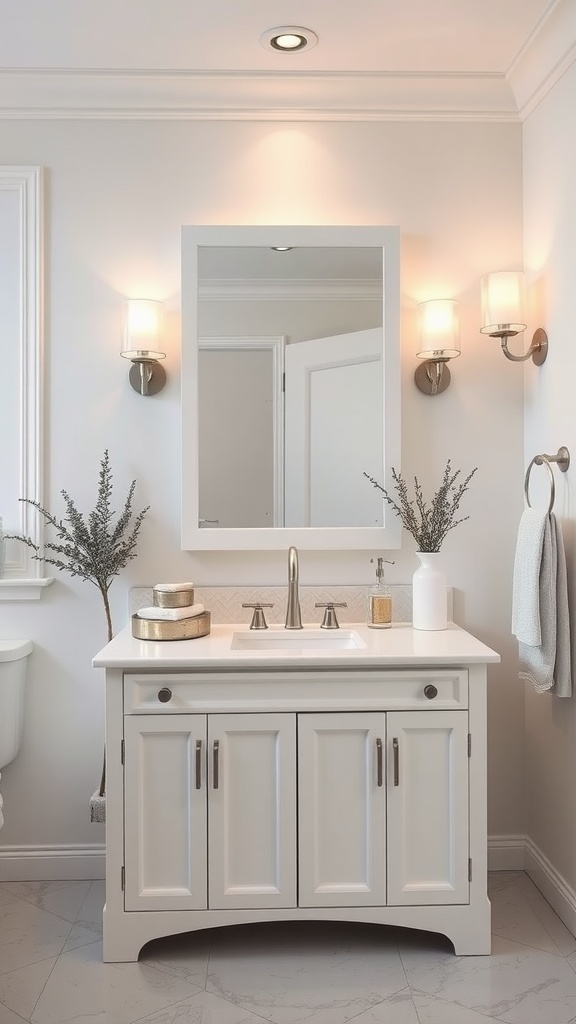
[
  {"x1": 213, "y1": 739, "x2": 220, "y2": 789},
  {"x1": 195, "y1": 739, "x2": 202, "y2": 790},
  {"x1": 376, "y1": 737, "x2": 383, "y2": 787},
  {"x1": 393, "y1": 737, "x2": 399, "y2": 787}
]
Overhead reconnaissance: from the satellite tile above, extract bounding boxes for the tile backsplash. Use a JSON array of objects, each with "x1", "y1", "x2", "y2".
[{"x1": 130, "y1": 585, "x2": 452, "y2": 625}]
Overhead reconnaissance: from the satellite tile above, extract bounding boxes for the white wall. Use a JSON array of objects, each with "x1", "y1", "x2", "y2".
[
  {"x1": 523, "y1": 61, "x2": 576, "y2": 893},
  {"x1": 0, "y1": 118, "x2": 525, "y2": 870}
]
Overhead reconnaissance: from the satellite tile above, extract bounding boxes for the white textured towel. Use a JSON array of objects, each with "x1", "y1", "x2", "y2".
[
  {"x1": 511, "y1": 509, "x2": 547, "y2": 645},
  {"x1": 137, "y1": 603, "x2": 205, "y2": 621},
  {"x1": 153, "y1": 582, "x2": 194, "y2": 593},
  {"x1": 512, "y1": 510, "x2": 572, "y2": 697}
]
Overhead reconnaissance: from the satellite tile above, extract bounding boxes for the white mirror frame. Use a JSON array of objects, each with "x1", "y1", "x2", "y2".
[{"x1": 181, "y1": 225, "x2": 401, "y2": 551}]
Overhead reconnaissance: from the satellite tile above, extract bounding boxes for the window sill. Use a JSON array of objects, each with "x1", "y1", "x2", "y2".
[{"x1": 0, "y1": 578, "x2": 55, "y2": 601}]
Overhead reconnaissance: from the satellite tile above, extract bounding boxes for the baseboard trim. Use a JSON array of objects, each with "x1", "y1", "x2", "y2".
[
  {"x1": 524, "y1": 838, "x2": 576, "y2": 939},
  {"x1": 487, "y1": 835, "x2": 527, "y2": 871},
  {"x1": 0, "y1": 844, "x2": 105, "y2": 881}
]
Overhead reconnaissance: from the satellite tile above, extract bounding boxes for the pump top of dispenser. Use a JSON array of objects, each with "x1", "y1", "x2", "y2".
[{"x1": 370, "y1": 557, "x2": 394, "y2": 582}]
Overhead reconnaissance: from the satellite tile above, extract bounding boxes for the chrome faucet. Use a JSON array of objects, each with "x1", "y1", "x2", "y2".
[{"x1": 285, "y1": 545, "x2": 303, "y2": 629}]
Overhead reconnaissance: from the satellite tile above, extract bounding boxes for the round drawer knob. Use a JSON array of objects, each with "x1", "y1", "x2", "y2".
[
  {"x1": 423, "y1": 684, "x2": 438, "y2": 700},
  {"x1": 157, "y1": 687, "x2": 172, "y2": 703}
]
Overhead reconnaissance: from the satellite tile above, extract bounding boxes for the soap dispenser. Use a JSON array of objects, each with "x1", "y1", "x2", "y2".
[{"x1": 368, "y1": 557, "x2": 394, "y2": 628}]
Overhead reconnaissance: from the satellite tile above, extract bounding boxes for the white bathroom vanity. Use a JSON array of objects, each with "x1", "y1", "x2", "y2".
[{"x1": 93, "y1": 622, "x2": 499, "y2": 961}]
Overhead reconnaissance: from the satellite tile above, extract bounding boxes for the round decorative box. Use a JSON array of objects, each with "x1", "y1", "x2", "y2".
[
  {"x1": 153, "y1": 586, "x2": 195, "y2": 609},
  {"x1": 132, "y1": 611, "x2": 211, "y2": 641}
]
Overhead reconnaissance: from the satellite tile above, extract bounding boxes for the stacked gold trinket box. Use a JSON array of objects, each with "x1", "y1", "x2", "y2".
[{"x1": 132, "y1": 583, "x2": 211, "y2": 641}]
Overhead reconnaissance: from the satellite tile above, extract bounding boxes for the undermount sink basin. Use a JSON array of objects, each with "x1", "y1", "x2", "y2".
[{"x1": 230, "y1": 629, "x2": 366, "y2": 651}]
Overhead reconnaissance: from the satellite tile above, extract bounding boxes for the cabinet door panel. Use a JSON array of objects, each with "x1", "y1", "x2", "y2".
[
  {"x1": 124, "y1": 715, "x2": 207, "y2": 911},
  {"x1": 208, "y1": 713, "x2": 297, "y2": 909},
  {"x1": 387, "y1": 710, "x2": 469, "y2": 905},
  {"x1": 298, "y1": 712, "x2": 386, "y2": 907}
]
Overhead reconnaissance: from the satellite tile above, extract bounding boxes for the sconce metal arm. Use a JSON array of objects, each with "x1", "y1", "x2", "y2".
[{"x1": 500, "y1": 328, "x2": 548, "y2": 365}]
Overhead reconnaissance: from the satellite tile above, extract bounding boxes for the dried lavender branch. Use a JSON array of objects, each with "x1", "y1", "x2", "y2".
[{"x1": 364, "y1": 461, "x2": 477, "y2": 551}]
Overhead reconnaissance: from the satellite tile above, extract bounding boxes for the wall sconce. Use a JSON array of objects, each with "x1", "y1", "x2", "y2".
[
  {"x1": 480, "y1": 271, "x2": 548, "y2": 364},
  {"x1": 120, "y1": 299, "x2": 167, "y2": 396},
  {"x1": 414, "y1": 299, "x2": 461, "y2": 396}
]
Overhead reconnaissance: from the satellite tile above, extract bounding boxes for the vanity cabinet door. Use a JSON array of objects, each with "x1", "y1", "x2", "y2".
[
  {"x1": 298, "y1": 712, "x2": 387, "y2": 907},
  {"x1": 124, "y1": 715, "x2": 207, "y2": 911},
  {"x1": 208, "y1": 713, "x2": 297, "y2": 910},
  {"x1": 387, "y1": 710, "x2": 469, "y2": 906}
]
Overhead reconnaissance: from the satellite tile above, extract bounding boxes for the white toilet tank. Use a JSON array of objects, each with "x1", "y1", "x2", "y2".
[{"x1": 0, "y1": 640, "x2": 32, "y2": 769}]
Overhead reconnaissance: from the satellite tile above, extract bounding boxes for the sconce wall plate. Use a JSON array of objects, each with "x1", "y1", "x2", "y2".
[
  {"x1": 530, "y1": 328, "x2": 548, "y2": 365},
  {"x1": 414, "y1": 360, "x2": 451, "y2": 396},
  {"x1": 128, "y1": 360, "x2": 166, "y2": 396}
]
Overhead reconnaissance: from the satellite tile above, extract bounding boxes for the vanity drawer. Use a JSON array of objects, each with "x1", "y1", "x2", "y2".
[{"x1": 124, "y1": 669, "x2": 468, "y2": 714}]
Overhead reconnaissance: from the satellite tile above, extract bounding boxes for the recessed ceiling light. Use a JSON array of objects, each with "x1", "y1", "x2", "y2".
[
  {"x1": 271, "y1": 246, "x2": 293, "y2": 252},
  {"x1": 260, "y1": 26, "x2": 318, "y2": 53}
]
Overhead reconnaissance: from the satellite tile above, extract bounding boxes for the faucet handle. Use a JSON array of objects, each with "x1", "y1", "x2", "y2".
[
  {"x1": 242, "y1": 602, "x2": 274, "y2": 630},
  {"x1": 315, "y1": 602, "x2": 347, "y2": 629}
]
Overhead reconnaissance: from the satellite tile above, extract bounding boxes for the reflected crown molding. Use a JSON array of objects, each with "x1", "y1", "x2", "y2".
[{"x1": 199, "y1": 278, "x2": 382, "y2": 302}]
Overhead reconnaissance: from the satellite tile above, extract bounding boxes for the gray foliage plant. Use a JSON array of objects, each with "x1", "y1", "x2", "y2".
[
  {"x1": 8, "y1": 450, "x2": 149, "y2": 642},
  {"x1": 364, "y1": 460, "x2": 478, "y2": 552}
]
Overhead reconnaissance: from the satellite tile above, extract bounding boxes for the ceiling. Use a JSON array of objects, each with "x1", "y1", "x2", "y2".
[
  {"x1": 0, "y1": 0, "x2": 573, "y2": 119},
  {"x1": 0, "y1": 0, "x2": 553, "y2": 74}
]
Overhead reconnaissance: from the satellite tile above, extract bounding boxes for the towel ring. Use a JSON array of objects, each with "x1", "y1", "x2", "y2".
[{"x1": 524, "y1": 446, "x2": 570, "y2": 514}]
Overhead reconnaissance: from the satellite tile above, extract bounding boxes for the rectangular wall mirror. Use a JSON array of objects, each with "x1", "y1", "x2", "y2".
[{"x1": 181, "y1": 225, "x2": 401, "y2": 551}]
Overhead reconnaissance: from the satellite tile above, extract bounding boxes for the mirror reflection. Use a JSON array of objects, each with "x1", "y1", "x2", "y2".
[{"x1": 197, "y1": 245, "x2": 384, "y2": 529}]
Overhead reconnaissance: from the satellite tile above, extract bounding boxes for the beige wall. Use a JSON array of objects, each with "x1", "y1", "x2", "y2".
[
  {"x1": 0, "y1": 118, "x2": 524, "y2": 862},
  {"x1": 523, "y1": 60, "x2": 576, "y2": 890}
]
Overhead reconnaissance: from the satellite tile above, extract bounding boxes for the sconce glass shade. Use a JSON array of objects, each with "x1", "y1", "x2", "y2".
[
  {"x1": 121, "y1": 299, "x2": 166, "y2": 361},
  {"x1": 480, "y1": 271, "x2": 527, "y2": 337},
  {"x1": 416, "y1": 299, "x2": 460, "y2": 360}
]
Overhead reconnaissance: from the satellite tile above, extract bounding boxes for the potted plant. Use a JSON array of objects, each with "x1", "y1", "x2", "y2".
[
  {"x1": 7, "y1": 450, "x2": 149, "y2": 819},
  {"x1": 364, "y1": 460, "x2": 477, "y2": 629}
]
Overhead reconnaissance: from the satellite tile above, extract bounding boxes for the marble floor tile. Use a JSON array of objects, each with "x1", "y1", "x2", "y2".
[
  {"x1": 341, "y1": 988, "x2": 420, "y2": 1023},
  {"x1": 141, "y1": 931, "x2": 212, "y2": 987},
  {"x1": 490, "y1": 881, "x2": 567, "y2": 955},
  {"x1": 74, "y1": 879, "x2": 105, "y2": 938},
  {"x1": 524, "y1": 894, "x2": 576, "y2": 958},
  {"x1": 401, "y1": 933, "x2": 576, "y2": 1024},
  {"x1": 3, "y1": 871, "x2": 576, "y2": 1024},
  {"x1": 31, "y1": 941, "x2": 206, "y2": 1024},
  {"x1": 0, "y1": 900, "x2": 71, "y2": 976},
  {"x1": 0, "y1": 957, "x2": 57, "y2": 1021},
  {"x1": 413, "y1": 992, "x2": 506, "y2": 1023},
  {"x1": 4, "y1": 881, "x2": 92, "y2": 924},
  {"x1": 133, "y1": 989, "x2": 278, "y2": 1023},
  {"x1": 0, "y1": 890, "x2": 19, "y2": 909},
  {"x1": 207, "y1": 921, "x2": 408, "y2": 1024},
  {"x1": 0, "y1": 1005, "x2": 29, "y2": 1024},
  {"x1": 0, "y1": 880, "x2": 81, "y2": 901}
]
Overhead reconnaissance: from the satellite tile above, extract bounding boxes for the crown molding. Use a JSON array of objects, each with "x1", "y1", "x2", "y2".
[
  {"x1": 0, "y1": 69, "x2": 519, "y2": 122},
  {"x1": 507, "y1": 0, "x2": 576, "y2": 119},
  {"x1": 199, "y1": 278, "x2": 381, "y2": 302}
]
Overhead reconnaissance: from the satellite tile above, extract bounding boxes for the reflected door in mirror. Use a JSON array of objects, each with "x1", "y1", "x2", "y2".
[{"x1": 284, "y1": 329, "x2": 383, "y2": 527}]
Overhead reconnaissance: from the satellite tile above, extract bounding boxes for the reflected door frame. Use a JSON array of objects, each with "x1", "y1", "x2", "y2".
[{"x1": 199, "y1": 336, "x2": 285, "y2": 528}]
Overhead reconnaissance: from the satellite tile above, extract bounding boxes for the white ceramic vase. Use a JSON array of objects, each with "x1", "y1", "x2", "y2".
[{"x1": 412, "y1": 551, "x2": 447, "y2": 630}]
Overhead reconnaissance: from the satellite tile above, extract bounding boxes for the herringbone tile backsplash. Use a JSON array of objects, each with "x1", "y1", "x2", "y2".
[{"x1": 130, "y1": 584, "x2": 452, "y2": 625}]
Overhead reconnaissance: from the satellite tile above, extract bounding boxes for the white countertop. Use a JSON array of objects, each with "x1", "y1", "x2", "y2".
[{"x1": 93, "y1": 622, "x2": 500, "y2": 671}]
